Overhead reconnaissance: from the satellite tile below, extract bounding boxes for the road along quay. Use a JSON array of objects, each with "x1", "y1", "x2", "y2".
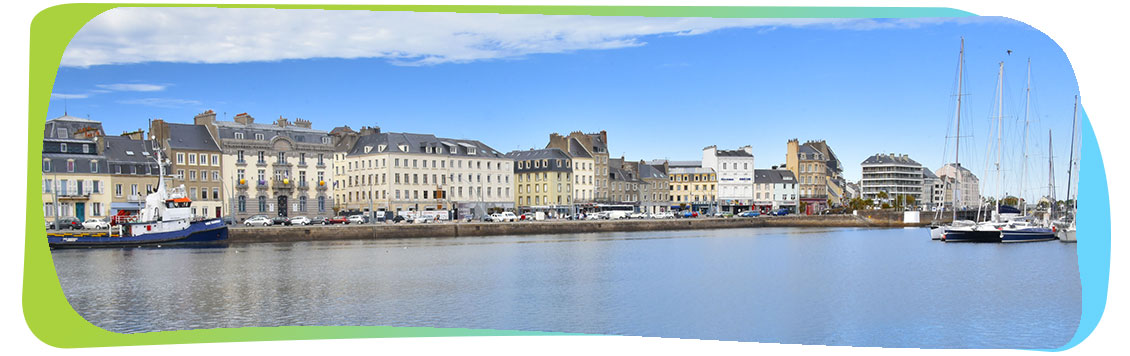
[{"x1": 228, "y1": 215, "x2": 929, "y2": 244}]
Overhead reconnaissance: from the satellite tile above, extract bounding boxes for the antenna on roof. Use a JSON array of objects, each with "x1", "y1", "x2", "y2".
[{"x1": 63, "y1": 98, "x2": 68, "y2": 116}]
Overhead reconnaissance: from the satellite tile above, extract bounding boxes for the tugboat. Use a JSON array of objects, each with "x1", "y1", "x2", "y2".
[{"x1": 47, "y1": 147, "x2": 228, "y2": 249}]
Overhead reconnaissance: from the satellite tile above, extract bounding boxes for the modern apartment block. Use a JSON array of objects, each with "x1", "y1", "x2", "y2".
[{"x1": 860, "y1": 153, "x2": 925, "y2": 206}]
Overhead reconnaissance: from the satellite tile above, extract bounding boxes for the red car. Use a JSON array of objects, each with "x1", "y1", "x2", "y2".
[{"x1": 327, "y1": 216, "x2": 350, "y2": 224}]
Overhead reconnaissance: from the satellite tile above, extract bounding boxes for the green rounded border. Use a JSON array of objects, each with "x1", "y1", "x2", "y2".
[{"x1": 37, "y1": 3, "x2": 1102, "y2": 349}]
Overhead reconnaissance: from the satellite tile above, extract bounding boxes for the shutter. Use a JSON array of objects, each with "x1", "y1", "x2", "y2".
[{"x1": 85, "y1": 180, "x2": 93, "y2": 194}]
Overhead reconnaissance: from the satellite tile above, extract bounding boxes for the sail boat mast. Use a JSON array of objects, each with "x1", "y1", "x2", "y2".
[
  {"x1": 1048, "y1": 130, "x2": 1055, "y2": 223},
  {"x1": 1021, "y1": 58, "x2": 1031, "y2": 215},
  {"x1": 995, "y1": 61, "x2": 1004, "y2": 222},
  {"x1": 1065, "y1": 95, "x2": 1078, "y2": 221},
  {"x1": 952, "y1": 38, "x2": 964, "y2": 223}
]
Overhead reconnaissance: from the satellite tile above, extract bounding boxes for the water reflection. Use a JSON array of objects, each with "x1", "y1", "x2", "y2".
[{"x1": 51, "y1": 227, "x2": 1080, "y2": 348}]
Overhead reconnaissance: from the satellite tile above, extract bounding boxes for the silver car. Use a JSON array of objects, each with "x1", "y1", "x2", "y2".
[{"x1": 244, "y1": 215, "x2": 272, "y2": 227}]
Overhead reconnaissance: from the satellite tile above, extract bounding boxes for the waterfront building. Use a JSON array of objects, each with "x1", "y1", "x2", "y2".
[
  {"x1": 546, "y1": 134, "x2": 595, "y2": 205},
  {"x1": 753, "y1": 168, "x2": 799, "y2": 213},
  {"x1": 41, "y1": 115, "x2": 111, "y2": 223},
  {"x1": 608, "y1": 157, "x2": 640, "y2": 207},
  {"x1": 935, "y1": 163, "x2": 981, "y2": 210},
  {"x1": 507, "y1": 148, "x2": 571, "y2": 215},
  {"x1": 860, "y1": 153, "x2": 925, "y2": 207},
  {"x1": 922, "y1": 168, "x2": 945, "y2": 211},
  {"x1": 546, "y1": 131, "x2": 609, "y2": 202},
  {"x1": 185, "y1": 111, "x2": 337, "y2": 221},
  {"x1": 786, "y1": 139, "x2": 845, "y2": 214},
  {"x1": 151, "y1": 118, "x2": 225, "y2": 219},
  {"x1": 338, "y1": 126, "x2": 514, "y2": 218},
  {"x1": 702, "y1": 145, "x2": 755, "y2": 214},
  {"x1": 667, "y1": 166, "x2": 717, "y2": 214},
  {"x1": 625, "y1": 160, "x2": 669, "y2": 214},
  {"x1": 100, "y1": 134, "x2": 164, "y2": 215}
]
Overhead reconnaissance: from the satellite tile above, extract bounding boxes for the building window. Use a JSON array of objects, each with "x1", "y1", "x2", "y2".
[
  {"x1": 189, "y1": 170, "x2": 197, "y2": 181},
  {"x1": 237, "y1": 150, "x2": 245, "y2": 163},
  {"x1": 213, "y1": 171, "x2": 220, "y2": 181},
  {"x1": 43, "y1": 159, "x2": 50, "y2": 172},
  {"x1": 235, "y1": 132, "x2": 244, "y2": 139},
  {"x1": 277, "y1": 152, "x2": 286, "y2": 163},
  {"x1": 317, "y1": 154, "x2": 324, "y2": 165},
  {"x1": 318, "y1": 196, "x2": 326, "y2": 211},
  {"x1": 258, "y1": 151, "x2": 265, "y2": 163},
  {"x1": 255, "y1": 133, "x2": 264, "y2": 140},
  {"x1": 61, "y1": 143, "x2": 67, "y2": 152},
  {"x1": 66, "y1": 160, "x2": 74, "y2": 172},
  {"x1": 188, "y1": 154, "x2": 196, "y2": 165},
  {"x1": 238, "y1": 196, "x2": 246, "y2": 212},
  {"x1": 212, "y1": 154, "x2": 220, "y2": 166},
  {"x1": 258, "y1": 196, "x2": 266, "y2": 212},
  {"x1": 90, "y1": 161, "x2": 98, "y2": 173}
]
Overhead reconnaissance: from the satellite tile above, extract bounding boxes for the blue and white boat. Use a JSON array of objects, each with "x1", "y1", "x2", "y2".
[{"x1": 48, "y1": 148, "x2": 228, "y2": 249}]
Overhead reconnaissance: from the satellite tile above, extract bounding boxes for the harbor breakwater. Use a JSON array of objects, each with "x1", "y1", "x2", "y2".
[{"x1": 228, "y1": 215, "x2": 932, "y2": 243}]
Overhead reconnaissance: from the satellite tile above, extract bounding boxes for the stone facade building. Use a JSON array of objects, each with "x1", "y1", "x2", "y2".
[
  {"x1": 100, "y1": 135, "x2": 164, "y2": 215},
  {"x1": 337, "y1": 127, "x2": 514, "y2": 219},
  {"x1": 547, "y1": 131, "x2": 608, "y2": 202},
  {"x1": 786, "y1": 139, "x2": 844, "y2": 214},
  {"x1": 626, "y1": 160, "x2": 669, "y2": 214},
  {"x1": 188, "y1": 111, "x2": 336, "y2": 221}
]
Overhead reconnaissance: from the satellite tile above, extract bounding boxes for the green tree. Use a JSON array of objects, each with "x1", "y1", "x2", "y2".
[
  {"x1": 877, "y1": 191, "x2": 889, "y2": 201},
  {"x1": 881, "y1": 203, "x2": 891, "y2": 209},
  {"x1": 1001, "y1": 196, "x2": 1019, "y2": 207}
]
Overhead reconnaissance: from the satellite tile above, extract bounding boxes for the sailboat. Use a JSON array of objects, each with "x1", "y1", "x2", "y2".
[
  {"x1": 999, "y1": 59, "x2": 1055, "y2": 242},
  {"x1": 1057, "y1": 95, "x2": 1079, "y2": 242},
  {"x1": 937, "y1": 38, "x2": 1001, "y2": 243}
]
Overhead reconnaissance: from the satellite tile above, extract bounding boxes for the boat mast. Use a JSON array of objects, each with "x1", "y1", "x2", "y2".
[
  {"x1": 1048, "y1": 130, "x2": 1055, "y2": 223},
  {"x1": 1021, "y1": 58, "x2": 1031, "y2": 215},
  {"x1": 1065, "y1": 95, "x2": 1078, "y2": 222},
  {"x1": 995, "y1": 61, "x2": 1004, "y2": 222},
  {"x1": 952, "y1": 38, "x2": 964, "y2": 223}
]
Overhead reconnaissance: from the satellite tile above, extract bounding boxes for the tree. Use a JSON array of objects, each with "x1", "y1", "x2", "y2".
[
  {"x1": 905, "y1": 195, "x2": 916, "y2": 207},
  {"x1": 877, "y1": 191, "x2": 889, "y2": 201},
  {"x1": 1001, "y1": 196, "x2": 1019, "y2": 207},
  {"x1": 881, "y1": 203, "x2": 891, "y2": 209},
  {"x1": 864, "y1": 198, "x2": 874, "y2": 208}
]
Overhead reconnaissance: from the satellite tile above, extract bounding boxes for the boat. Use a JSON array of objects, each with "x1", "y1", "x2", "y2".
[
  {"x1": 47, "y1": 143, "x2": 228, "y2": 249},
  {"x1": 932, "y1": 38, "x2": 970, "y2": 241},
  {"x1": 943, "y1": 222, "x2": 1002, "y2": 242},
  {"x1": 998, "y1": 59, "x2": 1055, "y2": 243}
]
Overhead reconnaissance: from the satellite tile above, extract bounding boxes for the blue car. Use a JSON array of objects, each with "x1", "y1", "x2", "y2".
[
  {"x1": 770, "y1": 208, "x2": 790, "y2": 216},
  {"x1": 738, "y1": 211, "x2": 760, "y2": 217}
]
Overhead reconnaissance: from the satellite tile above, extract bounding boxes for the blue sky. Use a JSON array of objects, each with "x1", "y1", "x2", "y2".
[{"x1": 47, "y1": 9, "x2": 1082, "y2": 201}]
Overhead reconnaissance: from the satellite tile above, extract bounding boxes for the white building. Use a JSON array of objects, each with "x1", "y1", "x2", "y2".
[
  {"x1": 922, "y1": 167, "x2": 945, "y2": 211},
  {"x1": 702, "y1": 145, "x2": 755, "y2": 214}
]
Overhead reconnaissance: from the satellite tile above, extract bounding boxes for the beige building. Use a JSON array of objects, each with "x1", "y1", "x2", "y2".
[
  {"x1": 546, "y1": 133, "x2": 595, "y2": 204},
  {"x1": 547, "y1": 131, "x2": 609, "y2": 202},
  {"x1": 100, "y1": 134, "x2": 164, "y2": 216},
  {"x1": 335, "y1": 126, "x2": 514, "y2": 219},
  {"x1": 936, "y1": 163, "x2": 981, "y2": 210},
  {"x1": 151, "y1": 119, "x2": 225, "y2": 219},
  {"x1": 786, "y1": 139, "x2": 844, "y2": 214},
  {"x1": 668, "y1": 166, "x2": 716, "y2": 214},
  {"x1": 507, "y1": 148, "x2": 572, "y2": 215}
]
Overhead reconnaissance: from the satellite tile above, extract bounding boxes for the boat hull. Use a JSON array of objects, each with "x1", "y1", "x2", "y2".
[
  {"x1": 1001, "y1": 227, "x2": 1057, "y2": 243},
  {"x1": 929, "y1": 226, "x2": 944, "y2": 240},
  {"x1": 943, "y1": 228, "x2": 1002, "y2": 243},
  {"x1": 1057, "y1": 229, "x2": 1076, "y2": 242},
  {"x1": 48, "y1": 218, "x2": 228, "y2": 249}
]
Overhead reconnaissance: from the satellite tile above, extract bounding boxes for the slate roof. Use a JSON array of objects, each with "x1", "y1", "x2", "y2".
[
  {"x1": 638, "y1": 164, "x2": 667, "y2": 180},
  {"x1": 44, "y1": 115, "x2": 104, "y2": 139},
  {"x1": 669, "y1": 167, "x2": 715, "y2": 175},
  {"x1": 166, "y1": 123, "x2": 220, "y2": 151},
  {"x1": 609, "y1": 166, "x2": 639, "y2": 182},
  {"x1": 568, "y1": 138, "x2": 592, "y2": 158},
  {"x1": 215, "y1": 120, "x2": 331, "y2": 144},
  {"x1": 587, "y1": 133, "x2": 608, "y2": 154},
  {"x1": 922, "y1": 167, "x2": 940, "y2": 179},
  {"x1": 716, "y1": 149, "x2": 753, "y2": 157},
  {"x1": 861, "y1": 153, "x2": 922, "y2": 166},
  {"x1": 754, "y1": 169, "x2": 797, "y2": 184},
  {"x1": 102, "y1": 136, "x2": 156, "y2": 164},
  {"x1": 667, "y1": 160, "x2": 702, "y2": 168},
  {"x1": 42, "y1": 152, "x2": 109, "y2": 174},
  {"x1": 506, "y1": 148, "x2": 572, "y2": 173},
  {"x1": 348, "y1": 131, "x2": 506, "y2": 158}
]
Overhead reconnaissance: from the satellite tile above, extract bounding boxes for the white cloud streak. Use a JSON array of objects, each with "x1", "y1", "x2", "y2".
[
  {"x1": 95, "y1": 83, "x2": 167, "y2": 91},
  {"x1": 51, "y1": 93, "x2": 89, "y2": 99},
  {"x1": 117, "y1": 98, "x2": 202, "y2": 108},
  {"x1": 61, "y1": 8, "x2": 1012, "y2": 67}
]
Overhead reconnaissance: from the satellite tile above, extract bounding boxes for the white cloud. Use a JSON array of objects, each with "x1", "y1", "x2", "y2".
[
  {"x1": 118, "y1": 98, "x2": 202, "y2": 108},
  {"x1": 51, "y1": 93, "x2": 89, "y2": 99},
  {"x1": 61, "y1": 8, "x2": 1012, "y2": 67},
  {"x1": 95, "y1": 83, "x2": 167, "y2": 91}
]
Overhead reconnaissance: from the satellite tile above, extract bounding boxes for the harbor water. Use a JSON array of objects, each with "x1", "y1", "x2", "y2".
[{"x1": 51, "y1": 227, "x2": 1081, "y2": 348}]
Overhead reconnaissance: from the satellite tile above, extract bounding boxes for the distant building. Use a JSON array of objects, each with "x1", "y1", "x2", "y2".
[
  {"x1": 546, "y1": 134, "x2": 596, "y2": 204},
  {"x1": 702, "y1": 145, "x2": 755, "y2": 214},
  {"x1": 922, "y1": 167, "x2": 945, "y2": 211},
  {"x1": 41, "y1": 115, "x2": 110, "y2": 223},
  {"x1": 786, "y1": 139, "x2": 844, "y2": 214},
  {"x1": 860, "y1": 153, "x2": 925, "y2": 208},
  {"x1": 753, "y1": 168, "x2": 798, "y2": 213},
  {"x1": 667, "y1": 166, "x2": 716, "y2": 214},
  {"x1": 625, "y1": 160, "x2": 669, "y2": 214},
  {"x1": 936, "y1": 163, "x2": 981, "y2": 210},
  {"x1": 508, "y1": 148, "x2": 572, "y2": 215},
  {"x1": 608, "y1": 157, "x2": 640, "y2": 206}
]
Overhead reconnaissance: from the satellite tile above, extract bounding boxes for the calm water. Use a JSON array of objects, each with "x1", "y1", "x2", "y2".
[{"x1": 51, "y1": 227, "x2": 1081, "y2": 348}]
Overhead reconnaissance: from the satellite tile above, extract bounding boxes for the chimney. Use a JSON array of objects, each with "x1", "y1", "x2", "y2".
[
  {"x1": 294, "y1": 118, "x2": 312, "y2": 129},
  {"x1": 233, "y1": 113, "x2": 253, "y2": 125},
  {"x1": 276, "y1": 116, "x2": 290, "y2": 127},
  {"x1": 193, "y1": 110, "x2": 217, "y2": 126}
]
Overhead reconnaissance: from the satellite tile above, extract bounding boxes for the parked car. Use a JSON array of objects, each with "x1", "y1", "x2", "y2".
[
  {"x1": 82, "y1": 218, "x2": 109, "y2": 230},
  {"x1": 244, "y1": 215, "x2": 272, "y2": 227},
  {"x1": 392, "y1": 215, "x2": 406, "y2": 223},
  {"x1": 327, "y1": 216, "x2": 349, "y2": 225},
  {"x1": 311, "y1": 216, "x2": 329, "y2": 225},
  {"x1": 221, "y1": 216, "x2": 235, "y2": 225},
  {"x1": 271, "y1": 216, "x2": 290, "y2": 226},
  {"x1": 738, "y1": 210, "x2": 760, "y2": 218},
  {"x1": 411, "y1": 216, "x2": 430, "y2": 224},
  {"x1": 289, "y1": 216, "x2": 312, "y2": 226},
  {"x1": 653, "y1": 212, "x2": 675, "y2": 219},
  {"x1": 347, "y1": 215, "x2": 367, "y2": 224},
  {"x1": 494, "y1": 212, "x2": 518, "y2": 222},
  {"x1": 481, "y1": 214, "x2": 495, "y2": 222},
  {"x1": 51, "y1": 217, "x2": 83, "y2": 230},
  {"x1": 770, "y1": 208, "x2": 790, "y2": 216}
]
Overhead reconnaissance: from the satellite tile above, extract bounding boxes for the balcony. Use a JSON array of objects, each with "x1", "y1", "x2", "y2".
[
  {"x1": 235, "y1": 159, "x2": 247, "y2": 167},
  {"x1": 236, "y1": 179, "x2": 249, "y2": 190},
  {"x1": 296, "y1": 181, "x2": 310, "y2": 190},
  {"x1": 127, "y1": 194, "x2": 144, "y2": 202},
  {"x1": 256, "y1": 160, "x2": 267, "y2": 167},
  {"x1": 273, "y1": 178, "x2": 294, "y2": 190},
  {"x1": 316, "y1": 181, "x2": 328, "y2": 191},
  {"x1": 256, "y1": 180, "x2": 269, "y2": 191}
]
